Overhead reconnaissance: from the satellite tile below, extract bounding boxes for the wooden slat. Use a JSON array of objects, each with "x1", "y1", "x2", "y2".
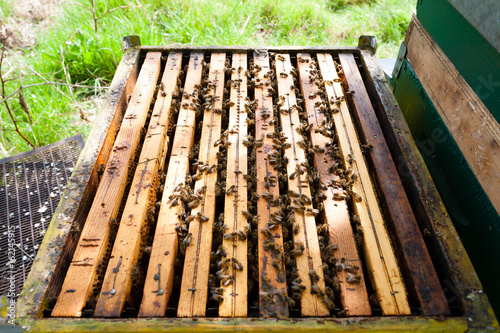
[
  {"x1": 139, "y1": 52, "x2": 204, "y2": 317},
  {"x1": 317, "y1": 53, "x2": 410, "y2": 315},
  {"x1": 177, "y1": 53, "x2": 226, "y2": 317},
  {"x1": 296, "y1": 53, "x2": 371, "y2": 316},
  {"x1": 52, "y1": 52, "x2": 162, "y2": 317},
  {"x1": 405, "y1": 16, "x2": 500, "y2": 216},
  {"x1": 253, "y1": 51, "x2": 289, "y2": 318},
  {"x1": 94, "y1": 52, "x2": 183, "y2": 317},
  {"x1": 275, "y1": 54, "x2": 329, "y2": 317},
  {"x1": 219, "y1": 53, "x2": 248, "y2": 317},
  {"x1": 339, "y1": 52, "x2": 450, "y2": 315},
  {"x1": 18, "y1": 47, "x2": 140, "y2": 319}
]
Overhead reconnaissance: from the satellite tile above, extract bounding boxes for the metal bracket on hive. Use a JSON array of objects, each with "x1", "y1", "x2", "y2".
[
  {"x1": 358, "y1": 35, "x2": 377, "y2": 55},
  {"x1": 121, "y1": 35, "x2": 141, "y2": 53}
]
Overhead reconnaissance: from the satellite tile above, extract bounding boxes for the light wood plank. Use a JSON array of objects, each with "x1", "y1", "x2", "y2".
[
  {"x1": 18, "y1": 47, "x2": 141, "y2": 319},
  {"x1": 139, "y1": 52, "x2": 204, "y2": 317},
  {"x1": 177, "y1": 53, "x2": 226, "y2": 317},
  {"x1": 317, "y1": 53, "x2": 410, "y2": 315},
  {"x1": 253, "y1": 51, "x2": 289, "y2": 318},
  {"x1": 219, "y1": 53, "x2": 248, "y2": 317},
  {"x1": 275, "y1": 53, "x2": 329, "y2": 317},
  {"x1": 405, "y1": 16, "x2": 500, "y2": 216},
  {"x1": 52, "y1": 52, "x2": 162, "y2": 317},
  {"x1": 339, "y1": 52, "x2": 450, "y2": 315},
  {"x1": 94, "y1": 52, "x2": 183, "y2": 317},
  {"x1": 297, "y1": 53, "x2": 371, "y2": 316}
]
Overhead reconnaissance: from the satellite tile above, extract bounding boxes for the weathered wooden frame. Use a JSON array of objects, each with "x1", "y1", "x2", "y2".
[{"x1": 15, "y1": 38, "x2": 498, "y2": 332}]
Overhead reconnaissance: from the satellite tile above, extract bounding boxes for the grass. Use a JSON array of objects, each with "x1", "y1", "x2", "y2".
[{"x1": 0, "y1": 0, "x2": 416, "y2": 158}]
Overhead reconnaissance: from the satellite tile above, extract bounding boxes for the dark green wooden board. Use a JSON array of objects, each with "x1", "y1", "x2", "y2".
[{"x1": 392, "y1": 58, "x2": 500, "y2": 316}]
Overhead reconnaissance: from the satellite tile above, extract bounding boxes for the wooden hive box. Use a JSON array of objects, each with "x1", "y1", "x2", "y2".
[{"x1": 14, "y1": 37, "x2": 498, "y2": 332}]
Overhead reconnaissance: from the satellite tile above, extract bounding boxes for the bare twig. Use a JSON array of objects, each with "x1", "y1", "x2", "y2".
[
  {"x1": 90, "y1": 0, "x2": 98, "y2": 33},
  {"x1": 18, "y1": 91, "x2": 33, "y2": 124},
  {"x1": 0, "y1": 35, "x2": 35, "y2": 148},
  {"x1": 18, "y1": 64, "x2": 33, "y2": 124},
  {"x1": 3, "y1": 72, "x2": 57, "y2": 83}
]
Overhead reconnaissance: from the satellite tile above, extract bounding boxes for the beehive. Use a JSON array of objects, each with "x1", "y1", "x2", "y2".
[{"x1": 15, "y1": 38, "x2": 498, "y2": 332}]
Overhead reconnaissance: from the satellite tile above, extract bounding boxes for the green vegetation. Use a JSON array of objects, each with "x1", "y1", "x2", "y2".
[{"x1": 0, "y1": 0, "x2": 416, "y2": 158}]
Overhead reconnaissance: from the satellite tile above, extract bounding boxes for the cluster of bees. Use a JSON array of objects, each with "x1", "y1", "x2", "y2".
[{"x1": 84, "y1": 52, "x2": 373, "y2": 317}]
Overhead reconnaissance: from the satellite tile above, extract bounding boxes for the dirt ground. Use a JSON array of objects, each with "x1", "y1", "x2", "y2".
[{"x1": 1, "y1": 0, "x2": 61, "y2": 50}]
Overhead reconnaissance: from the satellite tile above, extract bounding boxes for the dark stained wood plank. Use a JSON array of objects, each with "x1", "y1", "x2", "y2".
[
  {"x1": 177, "y1": 53, "x2": 226, "y2": 317},
  {"x1": 51, "y1": 52, "x2": 162, "y2": 317},
  {"x1": 361, "y1": 47, "x2": 498, "y2": 328},
  {"x1": 297, "y1": 53, "x2": 371, "y2": 316},
  {"x1": 94, "y1": 52, "x2": 183, "y2": 317},
  {"x1": 339, "y1": 52, "x2": 450, "y2": 315},
  {"x1": 253, "y1": 51, "x2": 289, "y2": 318},
  {"x1": 139, "y1": 52, "x2": 204, "y2": 317}
]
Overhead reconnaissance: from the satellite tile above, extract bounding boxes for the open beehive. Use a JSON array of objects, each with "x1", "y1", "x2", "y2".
[{"x1": 16, "y1": 37, "x2": 498, "y2": 332}]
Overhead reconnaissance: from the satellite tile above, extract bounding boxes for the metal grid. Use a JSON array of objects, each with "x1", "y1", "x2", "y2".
[{"x1": 0, "y1": 135, "x2": 83, "y2": 300}]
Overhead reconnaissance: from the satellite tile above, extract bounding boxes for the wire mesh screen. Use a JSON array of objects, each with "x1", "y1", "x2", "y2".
[{"x1": 0, "y1": 135, "x2": 83, "y2": 300}]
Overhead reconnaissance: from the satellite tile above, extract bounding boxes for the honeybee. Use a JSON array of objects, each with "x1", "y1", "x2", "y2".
[
  {"x1": 232, "y1": 258, "x2": 244, "y2": 271},
  {"x1": 226, "y1": 185, "x2": 236, "y2": 195},
  {"x1": 197, "y1": 212, "x2": 209, "y2": 222}
]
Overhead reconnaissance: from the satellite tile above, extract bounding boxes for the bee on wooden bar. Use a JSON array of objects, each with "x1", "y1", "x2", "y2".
[
  {"x1": 217, "y1": 258, "x2": 231, "y2": 269},
  {"x1": 231, "y1": 258, "x2": 244, "y2": 271},
  {"x1": 237, "y1": 230, "x2": 247, "y2": 241},
  {"x1": 187, "y1": 198, "x2": 200, "y2": 209},
  {"x1": 350, "y1": 191, "x2": 362, "y2": 202},
  {"x1": 300, "y1": 194, "x2": 312, "y2": 205},
  {"x1": 226, "y1": 184, "x2": 236, "y2": 195},
  {"x1": 260, "y1": 227, "x2": 273, "y2": 239},
  {"x1": 346, "y1": 272, "x2": 361, "y2": 283},
  {"x1": 221, "y1": 275, "x2": 234, "y2": 286},
  {"x1": 306, "y1": 208, "x2": 320, "y2": 216},
  {"x1": 309, "y1": 269, "x2": 320, "y2": 283},
  {"x1": 196, "y1": 211, "x2": 209, "y2": 222},
  {"x1": 224, "y1": 232, "x2": 237, "y2": 241},
  {"x1": 183, "y1": 233, "x2": 193, "y2": 247}
]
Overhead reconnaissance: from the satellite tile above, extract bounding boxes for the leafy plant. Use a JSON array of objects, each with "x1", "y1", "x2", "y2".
[{"x1": 0, "y1": 0, "x2": 416, "y2": 158}]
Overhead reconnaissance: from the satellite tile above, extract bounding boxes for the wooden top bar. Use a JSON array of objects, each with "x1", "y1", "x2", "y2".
[
  {"x1": 51, "y1": 52, "x2": 162, "y2": 317},
  {"x1": 317, "y1": 53, "x2": 410, "y2": 315},
  {"x1": 339, "y1": 52, "x2": 450, "y2": 315},
  {"x1": 219, "y1": 53, "x2": 249, "y2": 318},
  {"x1": 254, "y1": 51, "x2": 289, "y2": 318},
  {"x1": 139, "y1": 52, "x2": 204, "y2": 317},
  {"x1": 297, "y1": 53, "x2": 371, "y2": 316},
  {"x1": 275, "y1": 53, "x2": 329, "y2": 317},
  {"x1": 177, "y1": 53, "x2": 226, "y2": 317},
  {"x1": 94, "y1": 52, "x2": 183, "y2": 318}
]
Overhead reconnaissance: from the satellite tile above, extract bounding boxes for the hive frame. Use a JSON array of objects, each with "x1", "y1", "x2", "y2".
[{"x1": 14, "y1": 37, "x2": 498, "y2": 332}]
